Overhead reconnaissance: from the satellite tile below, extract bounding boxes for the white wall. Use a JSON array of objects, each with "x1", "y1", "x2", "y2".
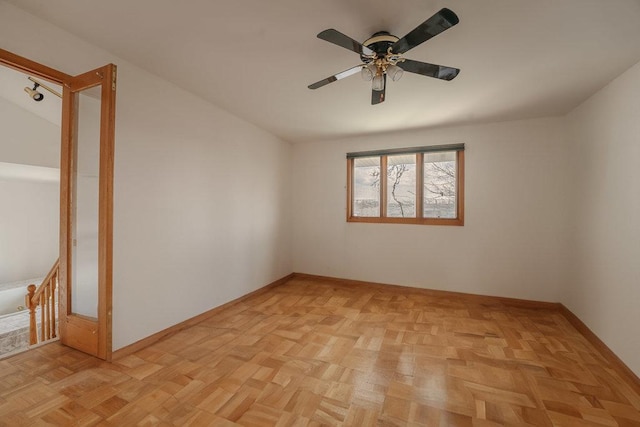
[
  {"x1": 0, "y1": 83, "x2": 60, "y2": 289},
  {"x1": 0, "y1": 1, "x2": 292, "y2": 350},
  {"x1": 0, "y1": 96, "x2": 60, "y2": 168},
  {"x1": 292, "y1": 117, "x2": 571, "y2": 302},
  {"x1": 0, "y1": 287, "x2": 30, "y2": 316},
  {"x1": 0, "y1": 178, "x2": 59, "y2": 284},
  {"x1": 565, "y1": 60, "x2": 640, "y2": 375}
]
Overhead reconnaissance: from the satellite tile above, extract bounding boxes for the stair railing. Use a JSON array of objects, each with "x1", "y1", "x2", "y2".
[{"x1": 25, "y1": 259, "x2": 59, "y2": 345}]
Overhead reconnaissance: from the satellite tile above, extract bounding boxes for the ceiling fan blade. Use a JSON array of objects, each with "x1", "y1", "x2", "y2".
[
  {"x1": 398, "y1": 59, "x2": 460, "y2": 81},
  {"x1": 317, "y1": 29, "x2": 374, "y2": 56},
  {"x1": 391, "y1": 8, "x2": 459, "y2": 55},
  {"x1": 371, "y1": 74, "x2": 386, "y2": 105},
  {"x1": 308, "y1": 65, "x2": 364, "y2": 90}
]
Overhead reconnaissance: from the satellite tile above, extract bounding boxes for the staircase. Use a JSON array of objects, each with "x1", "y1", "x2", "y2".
[
  {"x1": 25, "y1": 259, "x2": 59, "y2": 346},
  {"x1": 0, "y1": 260, "x2": 59, "y2": 358},
  {"x1": 0, "y1": 311, "x2": 31, "y2": 357}
]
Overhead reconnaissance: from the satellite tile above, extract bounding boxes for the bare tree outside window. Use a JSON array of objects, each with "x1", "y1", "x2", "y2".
[
  {"x1": 424, "y1": 152, "x2": 456, "y2": 219},
  {"x1": 370, "y1": 155, "x2": 416, "y2": 218}
]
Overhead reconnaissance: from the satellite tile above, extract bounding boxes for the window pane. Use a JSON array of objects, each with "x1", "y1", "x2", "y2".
[
  {"x1": 353, "y1": 157, "x2": 380, "y2": 217},
  {"x1": 424, "y1": 152, "x2": 457, "y2": 219},
  {"x1": 386, "y1": 154, "x2": 416, "y2": 218}
]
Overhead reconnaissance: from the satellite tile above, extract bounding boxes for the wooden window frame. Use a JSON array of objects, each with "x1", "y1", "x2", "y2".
[{"x1": 347, "y1": 148, "x2": 464, "y2": 226}]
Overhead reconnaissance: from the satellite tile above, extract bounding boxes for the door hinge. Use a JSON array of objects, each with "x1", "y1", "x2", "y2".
[{"x1": 112, "y1": 66, "x2": 117, "y2": 91}]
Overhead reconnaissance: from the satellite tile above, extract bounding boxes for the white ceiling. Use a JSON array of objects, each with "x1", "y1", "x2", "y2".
[{"x1": 8, "y1": 0, "x2": 640, "y2": 143}]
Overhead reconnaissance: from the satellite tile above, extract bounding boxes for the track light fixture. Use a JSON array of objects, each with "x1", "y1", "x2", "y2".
[
  {"x1": 24, "y1": 83, "x2": 44, "y2": 101},
  {"x1": 24, "y1": 76, "x2": 62, "y2": 102}
]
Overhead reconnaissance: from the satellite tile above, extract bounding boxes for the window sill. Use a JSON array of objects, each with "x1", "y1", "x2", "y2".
[{"x1": 347, "y1": 216, "x2": 464, "y2": 226}]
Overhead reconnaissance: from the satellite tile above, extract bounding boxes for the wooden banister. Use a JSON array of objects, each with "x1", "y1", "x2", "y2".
[
  {"x1": 29, "y1": 259, "x2": 59, "y2": 305},
  {"x1": 25, "y1": 259, "x2": 59, "y2": 345}
]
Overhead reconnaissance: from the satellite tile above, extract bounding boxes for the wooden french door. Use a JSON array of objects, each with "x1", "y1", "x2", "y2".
[
  {"x1": 59, "y1": 64, "x2": 116, "y2": 360},
  {"x1": 0, "y1": 49, "x2": 115, "y2": 360}
]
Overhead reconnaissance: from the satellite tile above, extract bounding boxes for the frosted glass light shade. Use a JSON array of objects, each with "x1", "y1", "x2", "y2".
[
  {"x1": 361, "y1": 63, "x2": 376, "y2": 81},
  {"x1": 372, "y1": 74, "x2": 384, "y2": 91},
  {"x1": 387, "y1": 64, "x2": 404, "y2": 82}
]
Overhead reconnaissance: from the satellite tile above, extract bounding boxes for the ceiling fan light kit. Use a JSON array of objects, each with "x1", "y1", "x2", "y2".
[{"x1": 308, "y1": 8, "x2": 461, "y2": 105}]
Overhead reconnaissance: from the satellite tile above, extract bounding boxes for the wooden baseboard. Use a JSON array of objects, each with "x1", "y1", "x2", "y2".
[
  {"x1": 559, "y1": 304, "x2": 640, "y2": 396},
  {"x1": 291, "y1": 273, "x2": 561, "y2": 310},
  {"x1": 112, "y1": 273, "x2": 294, "y2": 360}
]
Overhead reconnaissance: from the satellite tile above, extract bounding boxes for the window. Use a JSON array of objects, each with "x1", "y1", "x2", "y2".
[{"x1": 347, "y1": 144, "x2": 464, "y2": 225}]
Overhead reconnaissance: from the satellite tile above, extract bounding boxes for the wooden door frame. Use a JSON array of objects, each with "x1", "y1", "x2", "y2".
[
  {"x1": 60, "y1": 64, "x2": 116, "y2": 360},
  {"x1": 0, "y1": 48, "x2": 70, "y2": 84},
  {"x1": 0, "y1": 48, "x2": 115, "y2": 360}
]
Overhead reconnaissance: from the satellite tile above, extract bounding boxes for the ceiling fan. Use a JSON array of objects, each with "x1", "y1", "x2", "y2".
[{"x1": 308, "y1": 8, "x2": 460, "y2": 105}]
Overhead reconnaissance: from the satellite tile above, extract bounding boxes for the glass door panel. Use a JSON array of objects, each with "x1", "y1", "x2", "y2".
[{"x1": 71, "y1": 88, "x2": 102, "y2": 318}]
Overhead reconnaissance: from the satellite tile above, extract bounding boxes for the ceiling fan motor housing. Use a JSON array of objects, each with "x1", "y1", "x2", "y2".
[{"x1": 360, "y1": 31, "x2": 399, "y2": 62}]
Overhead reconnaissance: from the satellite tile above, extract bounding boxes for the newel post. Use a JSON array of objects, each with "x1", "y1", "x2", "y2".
[{"x1": 26, "y1": 284, "x2": 37, "y2": 345}]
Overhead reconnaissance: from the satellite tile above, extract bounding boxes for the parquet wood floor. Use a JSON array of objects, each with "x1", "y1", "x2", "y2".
[{"x1": 1, "y1": 276, "x2": 639, "y2": 426}]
